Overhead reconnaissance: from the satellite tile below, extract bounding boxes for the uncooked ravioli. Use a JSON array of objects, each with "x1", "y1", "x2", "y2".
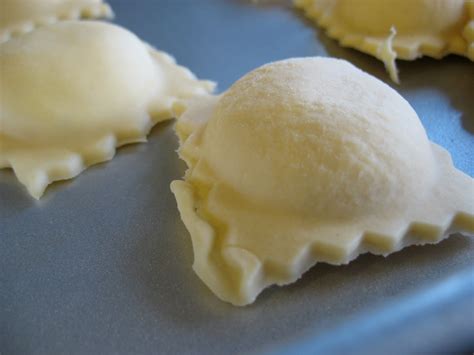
[
  {"x1": 0, "y1": 20, "x2": 214, "y2": 199},
  {"x1": 171, "y1": 57, "x2": 474, "y2": 306},
  {"x1": 0, "y1": 0, "x2": 113, "y2": 42},
  {"x1": 294, "y1": 0, "x2": 474, "y2": 82}
]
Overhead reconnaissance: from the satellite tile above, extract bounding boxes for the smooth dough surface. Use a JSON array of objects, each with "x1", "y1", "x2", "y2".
[
  {"x1": 295, "y1": 0, "x2": 474, "y2": 82},
  {"x1": 0, "y1": 0, "x2": 113, "y2": 42},
  {"x1": 0, "y1": 20, "x2": 214, "y2": 198},
  {"x1": 171, "y1": 57, "x2": 474, "y2": 306}
]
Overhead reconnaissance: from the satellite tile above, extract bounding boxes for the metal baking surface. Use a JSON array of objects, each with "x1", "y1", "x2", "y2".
[{"x1": 1, "y1": 1, "x2": 473, "y2": 354}]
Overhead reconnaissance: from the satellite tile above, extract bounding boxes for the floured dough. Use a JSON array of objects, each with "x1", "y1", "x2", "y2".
[
  {"x1": 170, "y1": 57, "x2": 474, "y2": 306},
  {"x1": 0, "y1": 20, "x2": 214, "y2": 199},
  {"x1": 294, "y1": 0, "x2": 474, "y2": 82},
  {"x1": 0, "y1": 0, "x2": 113, "y2": 43}
]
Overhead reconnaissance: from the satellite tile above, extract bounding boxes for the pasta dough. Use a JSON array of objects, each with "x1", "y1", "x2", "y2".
[
  {"x1": 171, "y1": 57, "x2": 474, "y2": 306},
  {"x1": 0, "y1": 0, "x2": 113, "y2": 43},
  {"x1": 0, "y1": 20, "x2": 214, "y2": 198},
  {"x1": 294, "y1": 0, "x2": 474, "y2": 83}
]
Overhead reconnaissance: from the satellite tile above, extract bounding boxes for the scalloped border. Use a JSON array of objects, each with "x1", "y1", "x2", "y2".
[
  {"x1": 0, "y1": 2, "x2": 114, "y2": 43},
  {"x1": 294, "y1": 0, "x2": 471, "y2": 60},
  {"x1": 171, "y1": 171, "x2": 474, "y2": 306},
  {"x1": 293, "y1": 0, "x2": 473, "y2": 82}
]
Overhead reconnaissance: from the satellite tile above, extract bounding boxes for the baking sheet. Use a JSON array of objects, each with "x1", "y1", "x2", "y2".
[{"x1": 1, "y1": 1, "x2": 473, "y2": 354}]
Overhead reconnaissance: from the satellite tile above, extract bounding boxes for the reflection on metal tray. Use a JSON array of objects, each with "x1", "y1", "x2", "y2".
[{"x1": 1, "y1": 0, "x2": 473, "y2": 354}]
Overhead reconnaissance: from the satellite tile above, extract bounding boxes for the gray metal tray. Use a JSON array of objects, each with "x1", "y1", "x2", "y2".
[{"x1": 1, "y1": 1, "x2": 473, "y2": 354}]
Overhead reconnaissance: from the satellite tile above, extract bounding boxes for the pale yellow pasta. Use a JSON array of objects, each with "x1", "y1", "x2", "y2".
[
  {"x1": 171, "y1": 57, "x2": 474, "y2": 306},
  {"x1": 0, "y1": 0, "x2": 113, "y2": 42},
  {"x1": 0, "y1": 21, "x2": 214, "y2": 198},
  {"x1": 295, "y1": 0, "x2": 474, "y2": 82}
]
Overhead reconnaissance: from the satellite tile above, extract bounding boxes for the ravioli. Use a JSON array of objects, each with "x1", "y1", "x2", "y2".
[
  {"x1": 294, "y1": 0, "x2": 474, "y2": 83},
  {"x1": 170, "y1": 57, "x2": 474, "y2": 306},
  {"x1": 0, "y1": 0, "x2": 113, "y2": 43},
  {"x1": 0, "y1": 20, "x2": 214, "y2": 199}
]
